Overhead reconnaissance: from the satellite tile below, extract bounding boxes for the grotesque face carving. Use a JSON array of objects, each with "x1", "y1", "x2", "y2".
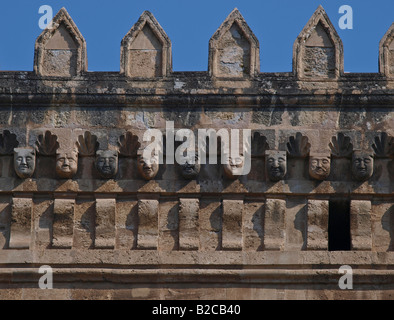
[
  {"x1": 265, "y1": 150, "x2": 287, "y2": 181},
  {"x1": 309, "y1": 154, "x2": 331, "y2": 180},
  {"x1": 95, "y1": 150, "x2": 118, "y2": 179},
  {"x1": 223, "y1": 154, "x2": 244, "y2": 179},
  {"x1": 56, "y1": 149, "x2": 78, "y2": 178},
  {"x1": 181, "y1": 154, "x2": 200, "y2": 180},
  {"x1": 352, "y1": 151, "x2": 373, "y2": 181},
  {"x1": 14, "y1": 148, "x2": 36, "y2": 179},
  {"x1": 137, "y1": 154, "x2": 159, "y2": 180}
]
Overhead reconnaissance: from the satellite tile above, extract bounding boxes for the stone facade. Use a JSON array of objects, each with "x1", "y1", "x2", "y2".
[{"x1": 0, "y1": 6, "x2": 394, "y2": 300}]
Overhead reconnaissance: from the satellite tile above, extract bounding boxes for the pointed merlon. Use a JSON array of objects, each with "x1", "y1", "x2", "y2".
[
  {"x1": 209, "y1": 8, "x2": 260, "y2": 78},
  {"x1": 293, "y1": 5, "x2": 343, "y2": 79},
  {"x1": 34, "y1": 7, "x2": 87, "y2": 77},
  {"x1": 379, "y1": 22, "x2": 394, "y2": 77},
  {"x1": 120, "y1": 11, "x2": 172, "y2": 78}
]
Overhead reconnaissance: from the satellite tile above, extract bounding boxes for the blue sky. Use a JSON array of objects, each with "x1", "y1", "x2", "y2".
[{"x1": 0, "y1": 0, "x2": 392, "y2": 72}]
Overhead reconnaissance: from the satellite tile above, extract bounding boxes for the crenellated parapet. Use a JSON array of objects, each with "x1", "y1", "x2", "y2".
[
  {"x1": 34, "y1": 8, "x2": 87, "y2": 77},
  {"x1": 0, "y1": 6, "x2": 393, "y2": 80}
]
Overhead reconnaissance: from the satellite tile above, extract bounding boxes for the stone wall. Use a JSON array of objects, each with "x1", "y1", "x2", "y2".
[{"x1": 0, "y1": 6, "x2": 394, "y2": 300}]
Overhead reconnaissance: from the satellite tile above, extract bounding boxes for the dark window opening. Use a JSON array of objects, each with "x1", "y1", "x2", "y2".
[{"x1": 328, "y1": 199, "x2": 351, "y2": 251}]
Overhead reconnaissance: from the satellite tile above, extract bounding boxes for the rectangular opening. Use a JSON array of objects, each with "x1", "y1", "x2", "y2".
[{"x1": 328, "y1": 199, "x2": 350, "y2": 251}]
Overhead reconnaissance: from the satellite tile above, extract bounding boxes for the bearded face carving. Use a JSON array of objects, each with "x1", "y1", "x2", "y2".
[
  {"x1": 95, "y1": 150, "x2": 118, "y2": 179},
  {"x1": 309, "y1": 154, "x2": 331, "y2": 180},
  {"x1": 137, "y1": 154, "x2": 159, "y2": 180},
  {"x1": 181, "y1": 154, "x2": 200, "y2": 180},
  {"x1": 265, "y1": 150, "x2": 286, "y2": 181},
  {"x1": 222, "y1": 154, "x2": 244, "y2": 179},
  {"x1": 56, "y1": 149, "x2": 78, "y2": 178},
  {"x1": 352, "y1": 151, "x2": 373, "y2": 181},
  {"x1": 14, "y1": 148, "x2": 36, "y2": 179}
]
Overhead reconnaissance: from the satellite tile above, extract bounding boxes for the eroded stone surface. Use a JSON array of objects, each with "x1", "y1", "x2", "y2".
[
  {"x1": 307, "y1": 200, "x2": 328, "y2": 250},
  {"x1": 10, "y1": 197, "x2": 32, "y2": 249},
  {"x1": 351, "y1": 200, "x2": 372, "y2": 250}
]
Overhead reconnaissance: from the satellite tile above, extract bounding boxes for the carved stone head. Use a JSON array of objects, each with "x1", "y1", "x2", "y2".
[
  {"x1": 352, "y1": 151, "x2": 373, "y2": 181},
  {"x1": 265, "y1": 150, "x2": 287, "y2": 181},
  {"x1": 309, "y1": 153, "x2": 331, "y2": 180},
  {"x1": 95, "y1": 150, "x2": 118, "y2": 179},
  {"x1": 222, "y1": 153, "x2": 244, "y2": 179},
  {"x1": 181, "y1": 154, "x2": 200, "y2": 180},
  {"x1": 14, "y1": 147, "x2": 36, "y2": 179},
  {"x1": 56, "y1": 149, "x2": 78, "y2": 179},
  {"x1": 137, "y1": 154, "x2": 159, "y2": 180}
]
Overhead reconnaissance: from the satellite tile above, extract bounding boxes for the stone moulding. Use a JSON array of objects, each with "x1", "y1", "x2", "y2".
[
  {"x1": 293, "y1": 5, "x2": 344, "y2": 80},
  {"x1": 120, "y1": 10, "x2": 172, "y2": 78},
  {"x1": 208, "y1": 8, "x2": 260, "y2": 78},
  {"x1": 34, "y1": 7, "x2": 87, "y2": 77},
  {"x1": 379, "y1": 22, "x2": 394, "y2": 77}
]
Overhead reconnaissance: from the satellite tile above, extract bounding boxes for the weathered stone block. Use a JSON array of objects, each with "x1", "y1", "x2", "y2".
[
  {"x1": 115, "y1": 198, "x2": 138, "y2": 249},
  {"x1": 243, "y1": 199, "x2": 264, "y2": 251},
  {"x1": 0, "y1": 196, "x2": 11, "y2": 249},
  {"x1": 121, "y1": 11, "x2": 171, "y2": 78},
  {"x1": 264, "y1": 199, "x2": 285, "y2": 250},
  {"x1": 10, "y1": 197, "x2": 32, "y2": 249},
  {"x1": 199, "y1": 198, "x2": 221, "y2": 251},
  {"x1": 137, "y1": 198, "x2": 159, "y2": 249},
  {"x1": 179, "y1": 198, "x2": 199, "y2": 250},
  {"x1": 306, "y1": 200, "x2": 328, "y2": 250},
  {"x1": 285, "y1": 198, "x2": 307, "y2": 251},
  {"x1": 32, "y1": 196, "x2": 52, "y2": 249},
  {"x1": 350, "y1": 200, "x2": 372, "y2": 250},
  {"x1": 222, "y1": 199, "x2": 243, "y2": 250},
  {"x1": 293, "y1": 6, "x2": 343, "y2": 79},
  {"x1": 73, "y1": 198, "x2": 95, "y2": 249},
  {"x1": 41, "y1": 49, "x2": 78, "y2": 77},
  {"x1": 95, "y1": 197, "x2": 116, "y2": 248},
  {"x1": 34, "y1": 8, "x2": 87, "y2": 77},
  {"x1": 158, "y1": 198, "x2": 178, "y2": 251},
  {"x1": 52, "y1": 197, "x2": 75, "y2": 248},
  {"x1": 209, "y1": 8, "x2": 259, "y2": 77}
]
